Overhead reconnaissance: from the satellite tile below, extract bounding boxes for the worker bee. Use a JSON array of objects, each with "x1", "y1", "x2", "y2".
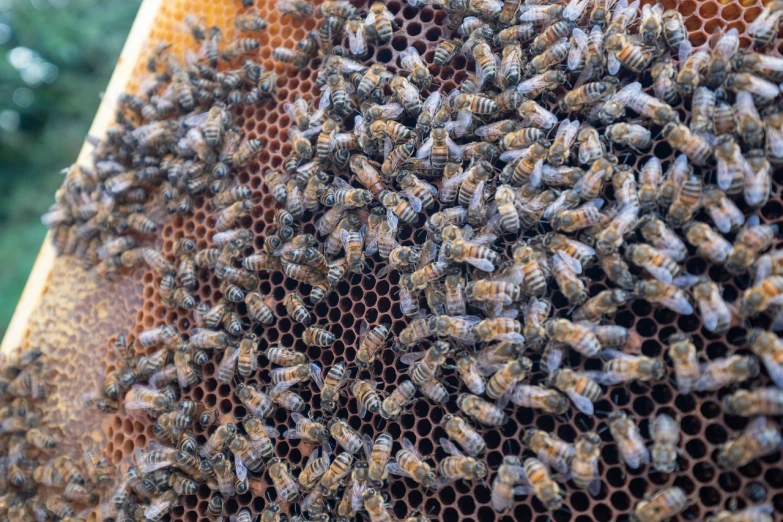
[
  {"x1": 707, "y1": 505, "x2": 776, "y2": 522},
  {"x1": 744, "y1": 149, "x2": 771, "y2": 207},
  {"x1": 649, "y1": 413, "x2": 680, "y2": 474},
  {"x1": 438, "y1": 437, "x2": 488, "y2": 483},
  {"x1": 351, "y1": 379, "x2": 382, "y2": 418},
  {"x1": 718, "y1": 416, "x2": 782, "y2": 469},
  {"x1": 486, "y1": 358, "x2": 532, "y2": 403},
  {"x1": 726, "y1": 72, "x2": 781, "y2": 100},
  {"x1": 243, "y1": 417, "x2": 279, "y2": 458},
  {"x1": 608, "y1": 412, "x2": 650, "y2": 469},
  {"x1": 685, "y1": 222, "x2": 733, "y2": 265},
  {"x1": 125, "y1": 385, "x2": 173, "y2": 413},
  {"x1": 268, "y1": 457, "x2": 299, "y2": 501},
  {"x1": 635, "y1": 279, "x2": 693, "y2": 315},
  {"x1": 390, "y1": 75, "x2": 422, "y2": 116},
  {"x1": 738, "y1": 275, "x2": 783, "y2": 316},
  {"x1": 546, "y1": 119, "x2": 579, "y2": 166},
  {"x1": 639, "y1": 214, "x2": 688, "y2": 262},
  {"x1": 456, "y1": 393, "x2": 507, "y2": 426},
  {"x1": 573, "y1": 289, "x2": 630, "y2": 323},
  {"x1": 379, "y1": 380, "x2": 416, "y2": 420},
  {"x1": 591, "y1": 350, "x2": 664, "y2": 385},
  {"x1": 564, "y1": 431, "x2": 602, "y2": 496},
  {"x1": 727, "y1": 216, "x2": 777, "y2": 275},
  {"x1": 631, "y1": 487, "x2": 688, "y2": 522},
  {"x1": 452, "y1": 350, "x2": 485, "y2": 395},
  {"x1": 236, "y1": 383, "x2": 274, "y2": 418},
  {"x1": 523, "y1": 429, "x2": 575, "y2": 475},
  {"x1": 662, "y1": 122, "x2": 713, "y2": 167},
  {"x1": 547, "y1": 369, "x2": 602, "y2": 415},
  {"x1": 329, "y1": 419, "x2": 363, "y2": 454},
  {"x1": 245, "y1": 292, "x2": 276, "y2": 325},
  {"x1": 434, "y1": 38, "x2": 461, "y2": 66},
  {"x1": 362, "y1": 488, "x2": 393, "y2": 522},
  {"x1": 694, "y1": 355, "x2": 760, "y2": 392},
  {"x1": 701, "y1": 185, "x2": 744, "y2": 234},
  {"x1": 666, "y1": 333, "x2": 699, "y2": 395},
  {"x1": 748, "y1": 328, "x2": 783, "y2": 389},
  {"x1": 490, "y1": 455, "x2": 525, "y2": 513},
  {"x1": 723, "y1": 387, "x2": 783, "y2": 416},
  {"x1": 386, "y1": 438, "x2": 437, "y2": 488},
  {"x1": 275, "y1": 0, "x2": 312, "y2": 17},
  {"x1": 550, "y1": 253, "x2": 588, "y2": 305},
  {"x1": 546, "y1": 318, "x2": 601, "y2": 358},
  {"x1": 283, "y1": 292, "x2": 311, "y2": 325},
  {"x1": 319, "y1": 451, "x2": 354, "y2": 497},
  {"x1": 523, "y1": 457, "x2": 564, "y2": 511},
  {"x1": 302, "y1": 326, "x2": 335, "y2": 347},
  {"x1": 361, "y1": 432, "x2": 394, "y2": 488},
  {"x1": 689, "y1": 278, "x2": 732, "y2": 334}
]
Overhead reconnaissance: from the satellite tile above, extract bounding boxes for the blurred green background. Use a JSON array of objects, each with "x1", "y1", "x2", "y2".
[{"x1": 0, "y1": 0, "x2": 141, "y2": 337}]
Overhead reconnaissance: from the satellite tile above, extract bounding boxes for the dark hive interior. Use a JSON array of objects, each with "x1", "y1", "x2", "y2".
[{"x1": 7, "y1": 0, "x2": 783, "y2": 522}]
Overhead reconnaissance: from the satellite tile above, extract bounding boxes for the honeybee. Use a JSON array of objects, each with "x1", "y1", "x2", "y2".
[
  {"x1": 573, "y1": 289, "x2": 630, "y2": 323},
  {"x1": 744, "y1": 149, "x2": 771, "y2": 207},
  {"x1": 486, "y1": 358, "x2": 532, "y2": 403},
  {"x1": 635, "y1": 279, "x2": 693, "y2": 315},
  {"x1": 456, "y1": 393, "x2": 507, "y2": 426},
  {"x1": 726, "y1": 217, "x2": 777, "y2": 275},
  {"x1": 550, "y1": 253, "x2": 588, "y2": 305},
  {"x1": 552, "y1": 201, "x2": 603, "y2": 234},
  {"x1": 386, "y1": 438, "x2": 437, "y2": 488},
  {"x1": 302, "y1": 326, "x2": 334, "y2": 347},
  {"x1": 206, "y1": 495, "x2": 224, "y2": 522},
  {"x1": 561, "y1": 431, "x2": 601, "y2": 497},
  {"x1": 473, "y1": 317, "x2": 524, "y2": 344},
  {"x1": 608, "y1": 412, "x2": 650, "y2": 469},
  {"x1": 379, "y1": 380, "x2": 416, "y2": 420},
  {"x1": 268, "y1": 457, "x2": 299, "y2": 501},
  {"x1": 738, "y1": 275, "x2": 783, "y2": 316},
  {"x1": 275, "y1": 0, "x2": 313, "y2": 18},
  {"x1": 684, "y1": 222, "x2": 733, "y2": 265},
  {"x1": 748, "y1": 328, "x2": 783, "y2": 389},
  {"x1": 398, "y1": 314, "x2": 437, "y2": 349},
  {"x1": 590, "y1": 349, "x2": 664, "y2": 385},
  {"x1": 718, "y1": 416, "x2": 782, "y2": 469},
  {"x1": 523, "y1": 457, "x2": 563, "y2": 511},
  {"x1": 351, "y1": 379, "x2": 381, "y2": 418},
  {"x1": 362, "y1": 488, "x2": 393, "y2": 522},
  {"x1": 361, "y1": 432, "x2": 394, "y2": 487},
  {"x1": 723, "y1": 388, "x2": 783, "y2": 416},
  {"x1": 319, "y1": 451, "x2": 354, "y2": 497},
  {"x1": 694, "y1": 354, "x2": 760, "y2": 392},
  {"x1": 707, "y1": 505, "x2": 776, "y2": 522},
  {"x1": 329, "y1": 419, "x2": 363, "y2": 454},
  {"x1": 690, "y1": 278, "x2": 732, "y2": 334},
  {"x1": 631, "y1": 487, "x2": 688, "y2": 522},
  {"x1": 647, "y1": 413, "x2": 679, "y2": 474},
  {"x1": 390, "y1": 75, "x2": 422, "y2": 116},
  {"x1": 438, "y1": 437, "x2": 488, "y2": 483},
  {"x1": 662, "y1": 123, "x2": 713, "y2": 167},
  {"x1": 243, "y1": 417, "x2": 278, "y2": 458},
  {"x1": 490, "y1": 455, "x2": 525, "y2": 513},
  {"x1": 434, "y1": 38, "x2": 461, "y2": 65},
  {"x1": 523, "y1": 429, "x2": 575, "y2": 475},
  {"x1": 125, "y1": 385, "x2": 173, "y2": 413},
  {"x1": 236, "y1": 383, "x2": 274, "y2": 417},
  {"x1": 639, "y1": 214, "x2": 688, "y2": 262},
  {"x1": 701, "y1": 185, "x2": 744, "y2": 234},
  {"x1": 451, "y1": 351, "x2": 485, "y2": 395},
  {"x1": 547, "y1": 369, "x2": 602, "y2": 415}
]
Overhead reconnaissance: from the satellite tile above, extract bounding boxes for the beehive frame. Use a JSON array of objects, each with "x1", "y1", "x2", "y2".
[{"x1": 3, "y1": 0, "x2": 783, "y2": 521}]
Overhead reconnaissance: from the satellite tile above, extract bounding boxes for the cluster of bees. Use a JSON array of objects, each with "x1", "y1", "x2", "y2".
[
  {"x1": 29, "y1": 0, "x2": 783, "y2": 521},
  {"x1": 1, "y1": 349, "x2": 116, "y2": 522}
]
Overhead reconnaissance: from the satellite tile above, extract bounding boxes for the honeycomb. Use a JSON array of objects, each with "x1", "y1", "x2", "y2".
[{"x1": 12, "y1": 0, "x2": 783, "y2": 521}]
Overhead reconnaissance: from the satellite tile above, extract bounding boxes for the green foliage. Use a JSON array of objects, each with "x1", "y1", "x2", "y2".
[{"x1": 0, "y1": 0, "x2": 141, "y2": 336}]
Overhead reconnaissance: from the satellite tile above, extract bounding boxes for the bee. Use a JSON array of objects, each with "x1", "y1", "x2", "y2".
[
  {"x1": 523, "y1": 457, "x2": 563, "y2": 511},
  {"x1": 433, "y1": 38, "x2": 462, "y2": 66},
  {"x1": 688, "y1": 278, "x2": 732, "y2": 334},
  {"x1": 329, "y1": 419, "x2": 363, "y2": 454},
  {"x1": 362, "y1": 488, "x2": 393, "y2": 522},
  {"x1": 484, "y1": 358, "x2": 531, "y2": 403},
  {"x1": 385, "y1": 438, "x2": 437, "y2": 488},
  {"x1": 694, "y1": 354, "x2": 760, "y2": 392},
  {"x1": 748, "y1": 328, "x2": 783, "y2": 389},
  {"x1": 547, "y1": 369, "x2": 602, "y2": 415},
  {"x1": 723, "y1": 387, "x2": 783, "y2": 416},
  {"x1": 575, "y1": 124, "x2": 605, "y2": 165},
  {"x1": 708, "y1": 505, "x2": 776, "y2": 522},
  {"x1": 718, "y1": 416, "x2": 782, "y2": 469},
  {"x1": 663, "y1": 333, "x2": 699, "y2": 395},
  {"x1": 706, "y1": 28, "x2": 740, "y2": 86},
  {"x1": 200, "y1": 423, "x2": 236, "y2": 459},
  {"x1": 437, "y1": 437, "x2": 488, "y2": 484},
  {"x1": 243, "y1": 292, "x2": 275, "y2": 325},
  {"x1": 645, "y1": 413, "x2": 679, "y2": 475},
  {"x1": 745, "y1": 149, "x2": 772, "y2": 207},
  {"x1": 738, "y1": 275, "x2": 783, "y2": 316},
  {"x1": 318, "y1": 451, "x2": 354, "y2": 497},
  {"x1": 635, "y1": 280, "x2": 693, "y2": 315},
  {"x1": 545, "y1": 118, "x2": 580, "y2": 167},
  {"x1": 236, "y1": 383, "x2": 274, "y2": 417},
  {"x1": 547, "y1": 253, "x2": 586, "y2": 305},
  {"x1": 398, "y1": 314, "x2": 437, "y2": 349},
  {"x1": 472, "y1": 317, "x2": 523, "y2": 345},
  {"x1": 631, "y1": 487, "x2": 688, "y2": 522},
  {"x1": 450, "y1": 350, "x2": 485, "y2": 395},
  {"x1": 351, "y1": 379, "x2": 382, "y2": 418},
  {"x1": 727, "y1": 217, "x2": 777, "y2": 274},
  {"x1": 298, "y1": 447, "x2": 331, "y2": 491},
  {"x1": 560, "y1": 78, "x2": 617, "y2": 112},
  {"x1": 125, "y1": 384, "x2": 173, "y2": 413},
  {"x1": 605, "y1": 122, "x2": 652, "y2": 151},
  {"x1": 378, "y1": 380, "x2": 415, "y2": 421},
  {"x1": 282, "y1": 292, "x2": 311, "y2": 325},
  {"x1": 684, "y1": 222, "x2": 733, "y2": 265},
  {"x1": 573, "y1": 289, "x2": 630, "y2": 323},
  {"x1": 607, "y1": 412, "x2": 650, "y2": 469},
  {"x1": 625, "y1": 244, "x2": 680, "y2": 285},
  {"x1": 523, "y1": 429, "x2": 575, "y2": 475},
  {"x1": 545, "y1": 318, "x2": 600, "y2": 358},
  {"x1": 639, "y1": 215, "x2": 688, "y2": 262},
  {"x1": 268, "y1": 458, "x2": 299, "y2": 501},
  {"x1": 241, "y1": 417, "x2": 278, "y2": 459},
  {"x1": 389, "y1": 75, "x2": 422, "y2": 116},
  {"x1": 490, "y1": 455, "x2": 525, "y2": 513},
  {"x1": 456, "y1": 393, "x2": 507, "y2": 426},
  {"x1": 700, "y1": 185, "x2": 744, "y2": 234},
  {"x1": 605, "y1": 33, "x2": 653, "y2": 74},
  {"x1": 205, "y1": 495, "x2": 225, "y2": 522},
  {"x1": 275, "y1": 0, "x2": 312, "y2": 18}
]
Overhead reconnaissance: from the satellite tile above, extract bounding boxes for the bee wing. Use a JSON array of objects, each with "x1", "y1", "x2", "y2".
[
  {"x1": 697, "y1": 295, "x2": 721, "y2": 333},
  {"x1": 144, "y1": 495, "x2": 173, "y2": 521},
  {"x1": 282, "y1": 428, "x2": 302, "y2": 440},
  {"x1": 530, "y1": 158, "x2": 544, "y2": 188},
  {"x1": 183, "y1": 111, "x2": 210, "y2": 128},
  {"x1": 762, "y1": 354, "x2": 783, "y2": 389},
  {"x1": 399, "y1": 351, "x2": 426, "y2": 365},
  {"x1": 440, "y1": 171, "x2": 471, "y2": 203},
  {"x1": 613, "y1": 82, "x2": 642, "y2": 107},
  {"x1": 454, "y1": 108, "x2": 473, "y2": 137},
  {"x1": 439, "y1": 437, "x2": 465, "y2": 458},
  {"x1": 234, "y1": 454, "x2": 248, "y2": 482},
  {"x1": 565, "y1": 390, "x2": 595, "y2": 415},
  {"x1": 643, "y1": 263, "x2": 674, "y2": 285},
  {"x1": 263, "y1": 424, "x2": 280, "y2": 438},
  {"x1": 347, "y1": 27, "x2": 366, "y2": 55},
  {"x1": 568, "y1": 28, "x2": 588, "y2": 71},
  {"x1": 607, "y1": 52, "x2": 622, "y2": 75},
  {"x1": 716, "y1": 155, "x2": 737, "y2": 193},
  {"x1": 385, "y1": 461, "x2": 414, "y2": 479},
  {"x1": 350, "y1": 479, "x2": 368, "y2": 511},
  {"x1": 310, "y1": 363, "x2": 323, "y2": 389},
  {"x1": 588, "y1": 474, "x2": 601, "y2": 497},
  {"x1": 403, "y1": 192, "x2": 423, "y2": 212},
  {"x1": 500, "y1": 146, "x2": 532, "y2": 163},
  {"x1": 554, "y1": 249, "x2": 582, "y2": 274},
  {"x1": 466, "y1": 256, "x2": 496, "y2": 273},
  {"x1": 563, "y1": 0, "x2": 590, "y2": 21},
  {"x1": 362, "y1": 433, "x2": 374, "y2": 460},
  {"x1": 416, "y1": 136, "x2": 434, "y2": 159},
  {"x1": 364, "y1": 9, "x2": 376, "y2": 24},
  {"x1": 658, "y1": 286, "x2": 694, "y2": 314},
  {"x1": 544, "y1": 343, "x2": 565, "y2": 373}
]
